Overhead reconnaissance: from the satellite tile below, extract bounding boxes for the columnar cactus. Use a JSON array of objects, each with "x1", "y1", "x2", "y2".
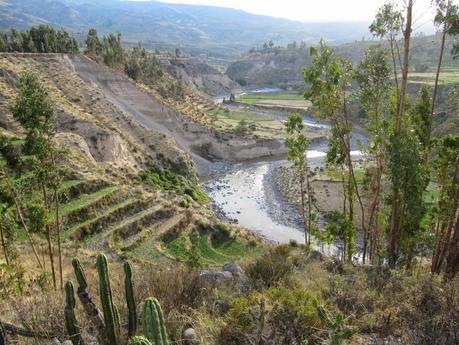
[
  {"x1": 64, "y1": 281, "x2": 85, "y2": 345},
  {"x1": 0, "y1": 320, "x2": 7, "y2": 345},
  {"x1": 124, "y1": 261, "x2": 138, "y2": 336},
  {"x1": 71, "y1": 258, "x2": 106, "y2": 344},
  {"x1": 72, "y1": 258, "x2": 88, "y2": 289},
  {"x1": 96, "y1": 254, "x2": 119, "y2": 345},
  {"x1": 142, "y1": 298, "x2": 168, "y2": 345},
  {"x1": 128, "y1": 336, "x2": 153, "y2": 345}
]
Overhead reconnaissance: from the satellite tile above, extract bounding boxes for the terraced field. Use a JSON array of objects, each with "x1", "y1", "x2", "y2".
[{"x1": 237, "y1": 92, "x2": 312, "y2": 110}]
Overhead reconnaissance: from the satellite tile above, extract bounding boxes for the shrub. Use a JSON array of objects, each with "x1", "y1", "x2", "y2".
[{"x1": 244, "y1": 245, "x2": 293, "y2": 289}]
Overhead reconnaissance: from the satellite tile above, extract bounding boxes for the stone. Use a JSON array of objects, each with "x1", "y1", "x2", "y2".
[
  {"x1": 222, "y1": 262, "x2": 244, "y2": 277},
  {"x1": 309, "y1": 250, "x2": 325, "y2": 261},
  {"x1": 182, "y1": 327, "x2": 199, "y2": 344},
  {"x1": 199, "y1": 270, "x2": 233, "y2": 285}
]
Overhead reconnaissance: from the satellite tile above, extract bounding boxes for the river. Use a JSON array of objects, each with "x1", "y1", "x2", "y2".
[{"x1": 203, "y1": 94, "x2": 368, "y2": 246}]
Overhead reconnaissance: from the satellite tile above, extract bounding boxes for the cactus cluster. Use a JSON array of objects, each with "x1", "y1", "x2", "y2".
[{"x1": 66, "y1": 254, "x2": 169, "y2": 345}]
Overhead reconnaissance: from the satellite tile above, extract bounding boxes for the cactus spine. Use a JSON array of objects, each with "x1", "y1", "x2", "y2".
[
  {"x1": 124, "y1": 261, "x2": 138, "y2": 336},
  {"x1": 64, "y1": 281, "x2": 85, "y2": 345},
  {"x1": 96, "y1": 254, "x2": 119, "y2": 345},
  {"x1": 128, "y1": 336, "x2": 153, "y2": 345},
  {"x1": 142, "y1": 298, "x2": 168, "y2": 345}
]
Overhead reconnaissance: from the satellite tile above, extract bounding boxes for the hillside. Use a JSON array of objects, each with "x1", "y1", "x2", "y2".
[
  {"x1": 226, "y1": 35, "x2": 459, "y2": 88},
  {"x1": 0, "y1": 0, "x2": 372, "y2": 62}
]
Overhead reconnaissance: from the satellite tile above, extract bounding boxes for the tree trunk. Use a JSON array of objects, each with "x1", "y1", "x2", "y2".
[
  {"x1": 306, "y1": 168, "x2": 312, "y2": 247},
  {"x1": 444, "y1": 214, "x2": 459, "y2": 280},
  {"x1": 389, "y1": 0, "x2": 413, "y2": 267},
  {"x1": 14, "y1": 199, "x2": 43, "y2": 269},
  {"x1": 299, "y1": 171, "x2": 308, "y2": 246},
  {"x1": 0, "y1": 221, "x2": 9, "y2": 265},
  {"x1": 432, "y1": 178, "x2": 459, "y2": 273},
  {"x1": 54, "y1": 188, "x2": 63, "y2": 291},
  {"x1": 432, "y1": 158, "x2": 459, "y2": 273},
  {"x1": 42, "y1": 185, "x2": 57, "y2": 290}
]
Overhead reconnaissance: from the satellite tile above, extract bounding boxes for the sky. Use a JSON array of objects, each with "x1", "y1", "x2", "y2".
[{"x1": 157, "y1": 0, "x2": 437, "y2": 25}]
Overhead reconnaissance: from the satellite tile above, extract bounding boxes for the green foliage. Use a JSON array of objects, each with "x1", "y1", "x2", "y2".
[
  {"x1": 285, "y1": 113, "x2": 309, "y2": 170},
  {"x1": 223, "y1": 287, "x2": 320, "y2": 344},
  {"x1": 245, "y1": 246, "x2": 293, "y2": 289},
  {"x1": 103, "y1": 33, "x2": 124, "y2": 67},
  {"x1": 10, "y1": 73, "x2": 55, "y2": 135},
  {"x1": 124, "y1": 45, "x2": 163, "y2": 82},
  {"x1": 64, "y1": 281, "x2": 84, "y2": 345},
  {"x1": 128, "y1": 336, "x2": 153, "y2": 345},
  {"x1": 26, "y1": 201, "x2": 49, "y2": 234},
  {"x1": 139, "y1": 168, "x2": 209, "y2": 204},
  {"x1": 96, "y1": 254, "x2": 119, "y2": 345},
  {"x1": 142, "y1": 298, "x2": 168, "y2": 345},
  {"x1": 410, "y1": 86, "x2": 432, "y2": 151},
  {"x1": 0, "y1": 25, "x2": 78, "y2": 53},
  {"x1": 313, "y1": 300, "x2": 357, "y2": 345},
  {"x1": 124, "y1": 261, "x2": 138, "y2": 337},
  {"x1": 324, "y1": 211, "x2": 355, "y2": 255},
  {"x1": 369, "y1": 3, "x2": 403, "y2": 39},
  {"x1": 85, "y1": 29, "x2": 103, "y2": 57},
  {"x1": 0, "y1": 136, "x2": 21, "y2": 171}
]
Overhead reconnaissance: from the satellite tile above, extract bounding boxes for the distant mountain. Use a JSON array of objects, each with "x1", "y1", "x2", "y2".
[{"x1": 0, "y1": 0, "x2": 371, "y2": 62}]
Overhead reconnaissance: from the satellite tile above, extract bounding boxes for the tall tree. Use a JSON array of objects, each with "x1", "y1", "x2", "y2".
[
  {"x1": 304, "y1": 41, "x2": 365, "y2": 261},
  {"x1": 285, "y1": 113, "x2": 312, "y2": 245},
  {"x1": 10, "y1": 72, "x2": 65, "y2": 289},
  {"x1": 356, "y1": 47, "x2": 392, "y2": 262},
  {"x1": 387, "y1": 0, "x2": 414, "y2": 267}
]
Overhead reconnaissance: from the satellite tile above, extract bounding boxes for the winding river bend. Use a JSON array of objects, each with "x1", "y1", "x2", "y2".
[{"x1": 204, "y1": 100, "x2": 368, "y2": 245}]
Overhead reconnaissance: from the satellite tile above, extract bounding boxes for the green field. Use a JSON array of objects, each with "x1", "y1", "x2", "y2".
[{"x1": 237, "y1": 92, "x2": 306, "y2": 104}]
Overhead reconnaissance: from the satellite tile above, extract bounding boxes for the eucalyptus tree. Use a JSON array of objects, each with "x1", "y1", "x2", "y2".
[
  {"x1": 356, "y1": 47, "x2": 392, "y2": 262},
  {"x1": 304, "y1": 40, "x2": 366, "y2": 261},
  {"x1": 369, "y1": 2, "x2": 404, "y2": 101},
  {"x1": 10, "y1": 72, "x2": 65, "y2": 290},
  {"x1": 285, "y1": 113, "x2": 312, "y2": 245}
]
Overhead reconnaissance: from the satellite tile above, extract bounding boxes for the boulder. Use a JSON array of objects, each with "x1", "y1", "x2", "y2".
[
  {"x1": 182, "y1": 327, "x2": 199, "y2": 345},
  {"x1": 199, "y1": 270, "x2": 233, "y2": 286},
  {"x1": 222, "y1": 262, "x2": 244, "y2": 277}
]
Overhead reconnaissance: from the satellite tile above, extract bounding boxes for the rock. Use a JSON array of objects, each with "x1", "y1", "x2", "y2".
[
  {"x1": 62, "y1": 341, "x2": 73, "y2": 345},
  {"x1": 182, "y1": 327, "x2": 199, "y2": 345},
  {"x1": 222, "y1": 262, "x2": 244, "y2": 277},
  {"x1": 49, "y1": 339, "x2": 62, "y2": 345},
  {"x1": 199, "y1": 270, "x2": 233, "y2": 286},
  {"x1": 214, "y1": 299, "x2": 230, "y2": 315},
  {"x1": 309, "y1": 250, "x2": 325, "y2": 261}
]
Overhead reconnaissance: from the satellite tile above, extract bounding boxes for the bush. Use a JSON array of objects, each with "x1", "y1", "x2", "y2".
[{"x1": 245, "y1": 245, "x2": 293, "y2": 289}]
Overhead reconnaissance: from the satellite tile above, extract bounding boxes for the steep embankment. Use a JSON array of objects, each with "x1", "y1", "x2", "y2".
[{"x1": 67, "y1": 54, "x2": 288, "y2": 174}]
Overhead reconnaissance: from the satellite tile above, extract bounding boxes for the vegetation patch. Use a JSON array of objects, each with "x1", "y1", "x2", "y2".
[{"x1": 139, "y1": 168, "x2": 209, "y2": 204}]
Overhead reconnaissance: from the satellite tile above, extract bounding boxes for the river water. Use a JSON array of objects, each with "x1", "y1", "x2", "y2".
[{"x1": 203, "y1": 105, "x2": 368, "y2": 246}]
